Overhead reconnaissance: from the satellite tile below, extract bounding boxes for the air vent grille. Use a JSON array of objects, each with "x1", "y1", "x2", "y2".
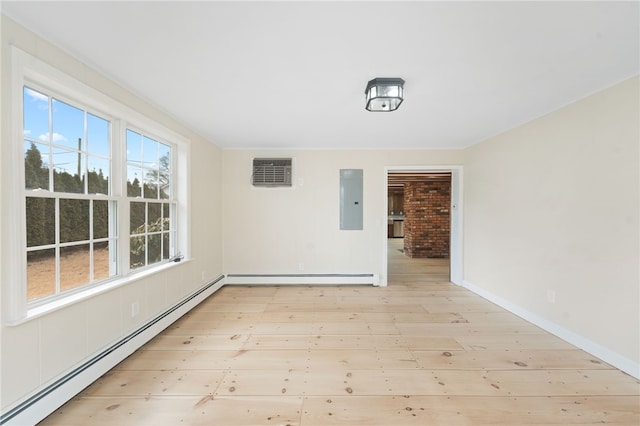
[{"x1": 252, "y1": 158, "x2": 292, "y2": 187}]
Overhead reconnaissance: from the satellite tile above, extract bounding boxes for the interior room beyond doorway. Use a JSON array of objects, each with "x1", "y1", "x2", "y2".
[{"x1": 387, "y1": 170, "x2": 452, "y2": 283}]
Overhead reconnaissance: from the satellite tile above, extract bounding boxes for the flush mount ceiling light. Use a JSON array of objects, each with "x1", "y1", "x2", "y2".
[{"x1": 365, "y1": 77, "x2": 405, "y2": 112}]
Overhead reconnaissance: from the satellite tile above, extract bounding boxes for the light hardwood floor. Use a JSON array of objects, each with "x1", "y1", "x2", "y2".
[{"x1": 40, "y1": 239, "x2": 640, "y2": 425}]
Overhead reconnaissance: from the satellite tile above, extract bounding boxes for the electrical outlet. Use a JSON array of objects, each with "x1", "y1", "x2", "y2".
[
  {"x1": 298, "y1": 263, "x2": 305, "y2": 271},
  {"x1": 201, "y1": 271, "x2": 206, "y2": 281},
  {"x1": 131, "y1": 301, "x2": 140, "y2": 318}
]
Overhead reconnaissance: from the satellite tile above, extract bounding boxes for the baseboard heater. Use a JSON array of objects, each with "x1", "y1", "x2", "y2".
[
  {"x1": 0, "y1": 275, "x2": 225, "y2": 426},
  {"x1": 225, "y1": 273, "x2": 379, "y2": 286}
]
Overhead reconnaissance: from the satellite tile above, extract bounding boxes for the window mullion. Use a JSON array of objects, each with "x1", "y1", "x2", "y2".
[
  {"x1": 171, "y1": 202, "x2": 177, "y2": 259},
  {"x1": 109, "y1": 199, "x2": 118, "y2": 277},
  {"x1": 54, "y1": 196, "x2": 61, "y2": 295},
  {"x1": 48, "y1": 96, "x2": 54, "y2": 191},
  {"x1": 145, "y1": 202, "x2": 149, "y2": 267},
  {"x1": 113, "y1": 120, "x2": 130, "y2": 276},
  {"x1": 89, "y1": 200, "x2": 94, "y2": 282},
  {"x1": 83, "y1": 111, "x2": 88, "y2": 195}
]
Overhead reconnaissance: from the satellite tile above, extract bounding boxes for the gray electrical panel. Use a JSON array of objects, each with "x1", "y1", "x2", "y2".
[{"x1": 340, "y1": 169, "x2": 363, "y2": 230}]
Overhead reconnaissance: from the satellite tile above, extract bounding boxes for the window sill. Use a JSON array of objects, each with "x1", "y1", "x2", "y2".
[{"x1": 7, "y1": 259, "x2": 191, "y2": 326}]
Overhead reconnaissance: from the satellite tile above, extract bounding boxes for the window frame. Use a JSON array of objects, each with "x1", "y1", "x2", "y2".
[
  {"x1": 5, "y1": 47, "x2": 190, "y2": 324},
  {"x1": 125, "y1": 126, "x2": 179, "y2": 272},
  {"x1": 22, "y1": 82, "x2": 119, "y2": 305}
]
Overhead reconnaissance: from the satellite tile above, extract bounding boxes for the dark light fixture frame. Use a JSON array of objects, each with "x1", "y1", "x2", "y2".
[{"x1": 365, "y1": 77, "x2": 405, "y2": 112}]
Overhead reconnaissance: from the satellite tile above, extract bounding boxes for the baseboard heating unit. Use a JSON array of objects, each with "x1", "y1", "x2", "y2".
[
  {"x1": 0, "y1": 275, "x2": 225, "y2": 426},
  {"x1": 225, "y1": 273, "x2": 379, "y2": 286}
]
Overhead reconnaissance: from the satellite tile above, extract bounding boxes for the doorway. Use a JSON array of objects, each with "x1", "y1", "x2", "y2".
[{"x1": 381, "y1": 166, "x2": 462, "y2": 287}]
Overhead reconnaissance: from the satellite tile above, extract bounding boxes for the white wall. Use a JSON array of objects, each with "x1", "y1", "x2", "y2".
[
  {"x1": 222, "y1": 150, "x2": 463, "y2": 280},
  {"x1": 463, "y1": 76, "x2": 639, "y2": 374},
  {"x1": 1, "y1": 16, "x2": 223, "y2": 411}
]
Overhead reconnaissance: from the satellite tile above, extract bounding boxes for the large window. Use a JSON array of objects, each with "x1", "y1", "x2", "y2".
[
  {"x1": 6, "y1": 48, "x2": 188, "y2": 322},
  {"x1": 20, "y1": 77, "x2": 180, "y2": 308}
]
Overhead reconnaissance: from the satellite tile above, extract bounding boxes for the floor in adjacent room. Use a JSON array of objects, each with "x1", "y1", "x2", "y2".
[{"x1": 39, "y1": 238, "x2": 640, "y2": 425}]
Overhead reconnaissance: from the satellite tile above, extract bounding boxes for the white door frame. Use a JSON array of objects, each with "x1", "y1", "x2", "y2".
[{"x1": 381, "y1": 165, "x2": 463, "y2": 287}]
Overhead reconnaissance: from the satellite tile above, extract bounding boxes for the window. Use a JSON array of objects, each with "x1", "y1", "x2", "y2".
[
  {"x1": 126, "y1": 129, "x2": 176, "y2": 269},
  {"x1": 23, "y1": 86, "x2": 117, "y2": 302},
  {"x1": 9, "y1": 48, "x2": 187, "y2": 319}
]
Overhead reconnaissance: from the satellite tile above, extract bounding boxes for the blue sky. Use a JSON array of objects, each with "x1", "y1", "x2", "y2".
[
  {"x1": 24, "y1": 86, "x2": 170, "y2": 191},
  {"x1": 24, "y1": 86, "x2": 110, "y2": 178}
]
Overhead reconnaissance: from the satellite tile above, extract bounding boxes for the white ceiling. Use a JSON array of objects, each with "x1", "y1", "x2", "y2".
[{"x1": 2, "y1": 1, "x2": 638, "y2": 150}]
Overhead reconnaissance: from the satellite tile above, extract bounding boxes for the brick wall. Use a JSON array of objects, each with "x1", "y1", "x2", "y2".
[{"x1": 403, "y1": 179, "x2": 451, "y2": 258}]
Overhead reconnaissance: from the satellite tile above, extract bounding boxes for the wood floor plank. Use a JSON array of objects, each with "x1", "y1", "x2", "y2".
[
  {"x1": 311, "y1": 312, "x2": 368, "y2": 322},
  {"x1": 161, "y1": 321, "x2": 255, "y2": 336},
  {"x1": 142, "y1": 334, "x2": 249, "y2": 351},
  {"x1": 115, "y1": 350, "x2": 237, "y2": 371},
  {"x1": 40, "y1": 396, "x2": 303, "y2": 426},
  {"x1": 452, "y1": 334, "x2": 577, "y2": 350},
  {"x1": 271, "y1": 295, "x2": 340, "y2": 304},
  {"x1": 304, "y1": 350, "x2": 378, "y2": 370},
  {"x1": 185, "y1": 396, "x2": 303, "y2": 426},
  {"x1": 313, "y1": 322, "x2": 377, "y2": 335},
  {"x1": 420, "y1": 299, "x2": 508, "y2": 313},
  {"x1": 196, "y1": 291, "x2": 269, "y2": 303},
  {"x1": 230, "y1": 350, "x2": 312, "y2": 370},
  {"x1": 40, "y1": 397, "x2": 212, "y2": 426},
  {"x1": 361, "y1": 312, "x2": 396, "y2": 322},
  {"x1": 302, "y1": 369, "x2": 453, "y2": 396},
  {"x1": 394, "y1": 322, "x2": 547, "y2": 337},
  {"x1": 264, "y1": 303, "x2": 429, "y2": 314},
  {"x1": 195, "y1": 303, "x2": 267, "y2": 313},
  {"x1": 365, "y1": 322, "x2": 401, "y2": 335},
  {"x1": 178, "y1": 310, "x2": 228, "y2": 322},
  {"x1": 259, "y1": 311, "x2": 317, "y2": 322},
  {"x1": 81, "y1": 369, "x2": 225, "y2": 396},
  {"x1": 215, "y1": 369, "x2": 309, "y2": 396},
  {"x1": 482, "y1": 369, "x2": 640, "y2": 396},
  {"x1": 220, "y1": 285, "x2": 280, "y2": 296},
  {"x1": 252, "y1": 322, "x2": 316, "y2": 335},
  {"x1": 243, "y1": 334, "x2": 311, "y2": 350},
  {"x1": 306, "y1": 349, "x2": 415, "y2": 370},
  {"x1": 412, "y1": 349, "x2": 616, "y2": 370},
  {"x1": 308, "y1": 335, "x2": 379, "y2": 350},
  {"x1": 300, "y1": 395, "x2": 640, "y2": 425},
  {"x1": 390, "y1": 335, "x2": 465, "y2": 350},
  {"x1": 461, "y1": 311, "x2": 540, "y2": 325}
]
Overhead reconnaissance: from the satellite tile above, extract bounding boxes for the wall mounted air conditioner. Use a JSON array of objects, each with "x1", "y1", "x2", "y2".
[{"x1": 252, "y1": 158, "x2": 293, "y2": 187}]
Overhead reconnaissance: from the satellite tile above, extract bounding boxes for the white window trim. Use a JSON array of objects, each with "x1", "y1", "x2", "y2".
[{"x1": 5, "y1": 46, "x2": 191, "y2": 325}]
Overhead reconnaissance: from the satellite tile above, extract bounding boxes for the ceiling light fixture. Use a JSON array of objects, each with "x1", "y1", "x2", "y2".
[{"x1": 365, "y1": 77, "x2": 405, "y2": 112}]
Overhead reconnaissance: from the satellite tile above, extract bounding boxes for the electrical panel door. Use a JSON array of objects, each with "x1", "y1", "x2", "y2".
[{"x1": 340, "y1": 169, "x2": 363, "y2": 230}]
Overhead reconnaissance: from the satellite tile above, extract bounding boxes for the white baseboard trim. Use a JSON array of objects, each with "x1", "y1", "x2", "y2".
[
  {"x1": 461, "y1": 279, "x2": 640, "y2": 379},
  {"x1": 1, "y1": 275, "x2": 225, "y2": 426},
  {"x1": 225, "y1": 273, "x2": 379, "y2": 286}
]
